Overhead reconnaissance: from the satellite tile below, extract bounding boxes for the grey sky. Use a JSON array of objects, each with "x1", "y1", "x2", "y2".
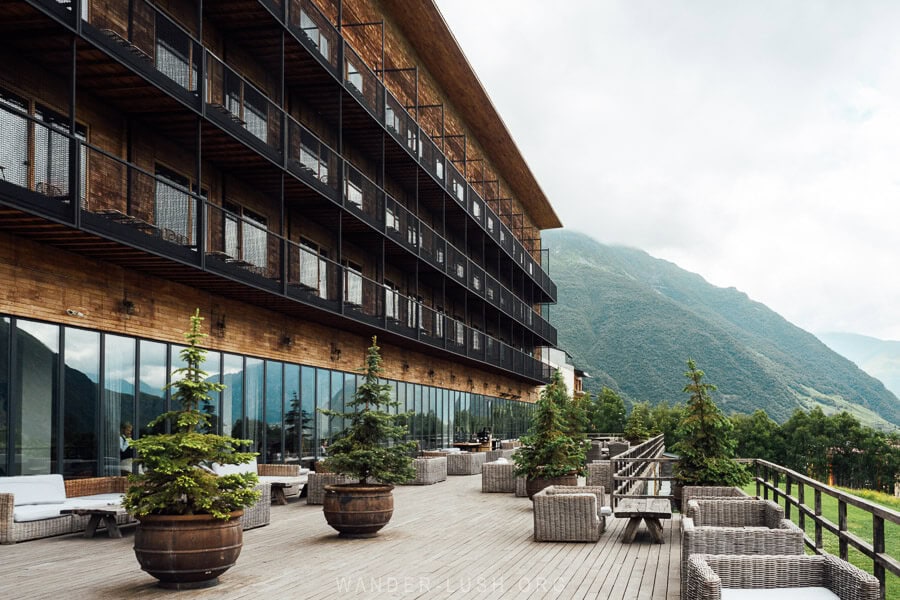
[{"x1": 435, "y1": 0, "x2": 900, "y2": 341}]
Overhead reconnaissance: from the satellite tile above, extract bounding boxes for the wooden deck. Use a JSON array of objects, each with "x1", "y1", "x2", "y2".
[{"x1": 0, "y1": 475, "x2": 680, "y2": 599}]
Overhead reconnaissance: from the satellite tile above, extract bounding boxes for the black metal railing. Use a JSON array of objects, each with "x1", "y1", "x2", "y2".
[{"x1": 611, "y1": 435, "x2": 670, "y2": 507}]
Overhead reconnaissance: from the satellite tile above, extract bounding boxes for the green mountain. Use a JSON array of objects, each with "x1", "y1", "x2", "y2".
[
  {"x1": 545, "y1": 230, "x2": 900, "y2": 429},
  {"x1": 817, "y1": 332, "x2": 900, "y2": 401}
]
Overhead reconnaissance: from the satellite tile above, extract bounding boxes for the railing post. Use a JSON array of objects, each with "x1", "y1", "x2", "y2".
[
  {"x1": 838, "y1": 500, "x2": 848, "y2": 560},
  {"x1": 797, "y1": 482, "x2": 805, "y2": 533},
  {"x1": 785, "y1": 475, "x2": 792, "y2": 520},
  {"x1": 873, "y1": 515, "x2": 885, "y2": 599},
  {"x1": 814, "y1": 489, "x2": 823, "y2": 551}
]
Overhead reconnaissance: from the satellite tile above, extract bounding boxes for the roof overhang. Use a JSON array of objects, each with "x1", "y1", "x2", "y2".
[{"x1": 381, "y1": 0, "x2": 563, "y2": 230}]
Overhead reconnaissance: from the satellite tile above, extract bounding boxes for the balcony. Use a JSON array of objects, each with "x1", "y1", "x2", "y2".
[{"x1": 0, "y1": 104, "x2": 550, "y2": 383}]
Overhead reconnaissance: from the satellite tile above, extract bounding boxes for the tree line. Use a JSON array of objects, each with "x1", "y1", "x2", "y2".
[{"x1": 583, "y1": 386, "x2": 900, "y2": 494}]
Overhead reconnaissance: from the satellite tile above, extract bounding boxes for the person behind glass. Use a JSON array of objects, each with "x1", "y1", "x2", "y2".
[{"x1": 119, "y1": 422, "x2": 135, "y2": 475}]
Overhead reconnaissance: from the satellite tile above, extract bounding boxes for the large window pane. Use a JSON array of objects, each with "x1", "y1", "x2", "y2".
[
  {"x1": 284, "y1": 364, "x2": 301, "y2": 463},
  {"x1": 300, "y1": 366, "x2": 315, "y2": 463},
  {"x1": 104, "y1": 334, "x2": 135, "y2": 476},
  {"x1": 15, "y1": 320, "x2": 59, "y2": 475},
  {"x1": 138, "y1": 341, "x2": 167, "y2": 437},
  {"x1": 0, "y1": 318, "x2": 8, "y2": 475},
  {"x1": 245, "y1": 358, "x2": 264, "y2": 454},
  {"x1": 222, "y1": 354, "x2": 244, "y2": 440},
  {"x1": 64, "y1": 328, "x2": 99, "y2": 478},
  {"x1": 316, "y1": 368, "x2": 330, "y2": 456},
  {"x1": 265, "y1": 360, "x2": 283, "y2": 462}
]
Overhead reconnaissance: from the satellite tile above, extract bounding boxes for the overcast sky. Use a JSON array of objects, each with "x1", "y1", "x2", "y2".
[{"x1": 435, "y1": 0, "x2": 900, "y2": 342}]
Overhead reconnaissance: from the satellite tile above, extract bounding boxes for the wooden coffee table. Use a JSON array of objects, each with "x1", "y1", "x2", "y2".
[
  {"x1": 61, "y1": 506, "x2": 130, "y2": 539},
  {"x1": 614, "y1": 498, "x2": 672, "y2": 544}
]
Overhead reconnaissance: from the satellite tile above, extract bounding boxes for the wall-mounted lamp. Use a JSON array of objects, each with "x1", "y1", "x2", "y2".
[
  {"x1": 66, "y1": 308, "x2": 86, "y2": 318},
  {"x1": 214, "y1": 314, "x2": 226, "y2": 337},
  {"x1": 427, "y1": 368, "x2": 435, "y2": 379},
  {"x1": 401, "y1": 360, "x2": 410, "y2": 372},
  {"x1": 120, "y1": 298, "x2": 135, "y2": 315},
  {"x1": 280, "y1": 333, "x2": 293, "y2": 348},
  {"x1": 329, "y1": 343, "x2": 341, "y2": 362}
]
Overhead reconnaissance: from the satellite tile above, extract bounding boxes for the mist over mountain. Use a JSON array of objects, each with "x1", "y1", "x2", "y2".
[
  {"x1": 545, "y1": 230, "x2": 900, "y2": 429},
  {"x1": 817, "y1": 332, "x2": 900, "y2": 401}
]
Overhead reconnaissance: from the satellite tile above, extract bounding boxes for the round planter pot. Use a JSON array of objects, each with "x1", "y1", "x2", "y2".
[
  {"x1": 323, "y1": 483, "x2": 394, "y2": 538},
  {"x1": 133, "y1": 511, "x2": 244, "y2": 589},
  {"x1": 526, "y1": 475, "x2": 578, "y2": 499}
]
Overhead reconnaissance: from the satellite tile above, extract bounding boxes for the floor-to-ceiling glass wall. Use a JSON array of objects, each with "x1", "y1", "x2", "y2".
[{"x1": 0, "y1": 314, "x2": 536, "y2": 476}]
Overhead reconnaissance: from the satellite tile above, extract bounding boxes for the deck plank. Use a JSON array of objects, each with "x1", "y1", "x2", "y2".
[{"x1": 0, "y1": 475, "x2": 680, "y2": 599}]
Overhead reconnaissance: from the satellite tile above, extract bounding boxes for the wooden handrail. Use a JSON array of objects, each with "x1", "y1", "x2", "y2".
[{"x1": 752, "y1": 458, "x2": 900, "y2": 599}]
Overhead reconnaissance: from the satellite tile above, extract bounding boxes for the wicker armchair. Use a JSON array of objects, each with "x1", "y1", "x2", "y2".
[
  {"x1": 682, "y1": 499, "x2": 804, "y2": 598},
  {"x1": 533, "y1": 485, "x2": 608, "y2": 542},
  {"x1": 306, "y1": 472, "x2": 354, "y2": 505},
  {"x1": 685, "y1": 554, "x2": 880, "y2": 600},
  {"x1": 682, "y1": 486, "x2": 749, "y2": 507},
  {"x1": 446, "y1": 452, "x2": 486, "y2": 475},
  {"x1": 485, "y1": 448, "x2": 517, "y2": 462},
  {"x1": 515, "y1": 475, "x2": 528, "y2": 497},
  {"x1": 481, "y1": 461, "x2": 516, "y2": 493},
  {"x1": 586, "y1": 461, "x2": 612, "y2": 490},
  {"x1": 402, "y1": 456, "x2": 447, "y2": 485},
  {"x1": 240, "y1": 482, "x2": 272, "y2": 530}
]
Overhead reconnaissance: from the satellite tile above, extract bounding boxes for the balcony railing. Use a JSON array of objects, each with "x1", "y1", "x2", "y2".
[
  {"x1": 46, "y1": 0, "x2": 556, "y2": 300},
  {"x1": 286, "y1": 115, "x2": 340, "y2": 199},
  {"x1": 0, "y1": 129, "x2": 550, "y2": 382}
]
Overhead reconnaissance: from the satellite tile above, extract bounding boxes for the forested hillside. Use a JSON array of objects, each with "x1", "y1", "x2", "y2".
[{"x1": 545, "y1": 229, "x2": 900, "y2": 428}]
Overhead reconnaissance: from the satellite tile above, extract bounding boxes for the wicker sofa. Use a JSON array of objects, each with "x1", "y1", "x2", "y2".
[
  {"x1": 682, "y1": 498, "x2": 805, "y2": 598},
  {"x1": 532, "y1": 485, "x2": 610, "y2": 542},
  {"x1": 0, "y1": 474, "x2": 136, "y2": 544},
  {"x1": 684, "y1": 553, "x2": 880, "y2": 600}
]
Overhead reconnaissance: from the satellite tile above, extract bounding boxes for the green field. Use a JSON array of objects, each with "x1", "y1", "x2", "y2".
[{"x1": 742, "y1": 482, "x2": 899, "y2": 599}]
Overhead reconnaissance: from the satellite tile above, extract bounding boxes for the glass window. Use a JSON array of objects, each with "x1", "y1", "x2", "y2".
[
  {"x1": 0, "y1": 317, "x2": 8, "y2": 475},
  {"x1": 155, "y1": 166, "x2": 196, "y2": 245},
  {"x1": 155, "y1": 14, "x2": 197, "y2": 91},
  {"x1": 283, "y1": 364, "x2": 300, "y2": 463},
  {"x1": 245, "y1": 357, "x2": 264, "y2": 454},
  {"x1": 0, "y1": 90, "x2": 29, "y2": 188},
  {"x1": 222, "y1": 353, "x2": 244, "y2": 439},
  {"x1": 265, "y1": 360, "x2": 283, "y2": 462},
  {"x1": 316, "y1": 368, "x2": 330, "y2": 456},
  {"x1": 15, "y1": 320, "x2": 59, "y2": 475},
  {"x1": 138, "y1": 341, "x2": 167, "y2": 437},
  {"x1": 33, "y1": 104, "x2": 86, "y2": 203},
  {"x1": 63, "y1": 327, "x2": 99, "y2": 478},
  {"x1": 104, "y1": 335, "x2": 135, "y2": 476},
  {"x1": 344, "y1": 262, "x2": 362, "y2": 306},
  {"x1": 243, "y1": 87, "x2": 268, "y2": 143},
  {"x1": 300, "y1": 366, "x2": 315, "y2": 462}
]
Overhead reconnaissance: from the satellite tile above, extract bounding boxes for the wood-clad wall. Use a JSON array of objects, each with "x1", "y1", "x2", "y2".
[{"x1": 0, "y1": 231, "x2": 538, "y2": 403}]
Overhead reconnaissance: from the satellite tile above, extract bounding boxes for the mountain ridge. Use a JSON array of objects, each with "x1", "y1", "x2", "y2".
[{"x1": 545, "y1": 229, "x2": 899, "y2": 429}]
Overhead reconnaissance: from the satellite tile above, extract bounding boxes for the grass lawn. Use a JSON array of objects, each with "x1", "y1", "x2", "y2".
[{"x1": 743, "y1": 481, "x2": 899, "y2": 600}]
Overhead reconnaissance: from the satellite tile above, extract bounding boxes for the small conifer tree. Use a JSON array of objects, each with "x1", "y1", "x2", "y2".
[
  {"x1": 673, "y1": 359, "x2": 750, "y2": 486},
  {"x1": 318, "y1": 337, "x2": 416, "y2": 485},
  {"x1": 123, "y1": 310, "x2": 260, "y2": 519}
]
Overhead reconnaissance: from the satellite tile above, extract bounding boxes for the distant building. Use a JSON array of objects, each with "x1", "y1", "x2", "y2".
[{"x1": 0, "y1": 0, "x2": 562, "y2": 476}]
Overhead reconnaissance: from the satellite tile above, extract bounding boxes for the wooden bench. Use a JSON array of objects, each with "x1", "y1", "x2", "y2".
[{"x1": 614, "y1": 498, "x2": 671, "y2": 543}]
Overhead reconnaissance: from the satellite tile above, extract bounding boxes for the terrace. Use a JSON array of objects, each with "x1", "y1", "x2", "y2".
[{"x1": 0, "y1": 474, "x2": 681, "y2": 599}]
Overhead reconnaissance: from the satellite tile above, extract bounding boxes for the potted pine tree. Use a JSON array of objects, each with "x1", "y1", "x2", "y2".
[
  {"x1": 123, "y1": 310, "x2": 260, "y2": 589},
  {"x1": 318, "y1": 336, "x2": 416, "y2": 537},
  {"x1": 514, "y1": 370, "x2": 590, "y2": 498},
  {"x1": 672, "y1": 358, "x2": 750, "y2": 509}
]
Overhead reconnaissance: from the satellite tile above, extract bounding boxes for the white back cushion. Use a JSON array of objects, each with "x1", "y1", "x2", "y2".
[
  {"x1": 0, "y1": 474, "x2": 66, "y2": 506},
  {"x1": 211, "y1": 457, "x2": 258, "y2": 476}
]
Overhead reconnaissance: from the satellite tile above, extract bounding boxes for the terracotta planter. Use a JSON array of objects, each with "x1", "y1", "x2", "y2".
[
  {"x1": 526, "y1": 474, "x2": 578, "y2": 499},
  {"x1": 133, "y1": 511, "x2": 243, "y2": 589},
  {"x1": 323, "y1": 483, "x2": 394, "y2": 538}
]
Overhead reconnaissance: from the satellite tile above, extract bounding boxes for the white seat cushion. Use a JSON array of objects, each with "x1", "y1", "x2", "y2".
[
  {"x1": 722, "y1": 587, "x2": 839, "y2": 600},
  {"x1": 258, "y1": 475, "x2": 307, "y2": 487},
  {"x1": 13, "y1": 503, "x2": 69, "y2": 522},
  {"x1": 0, "y1": 474, "x2": 67, "y2": 505},
  {"x1": 61, "y1": 493, "x2": 124, "y2": 509}
]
